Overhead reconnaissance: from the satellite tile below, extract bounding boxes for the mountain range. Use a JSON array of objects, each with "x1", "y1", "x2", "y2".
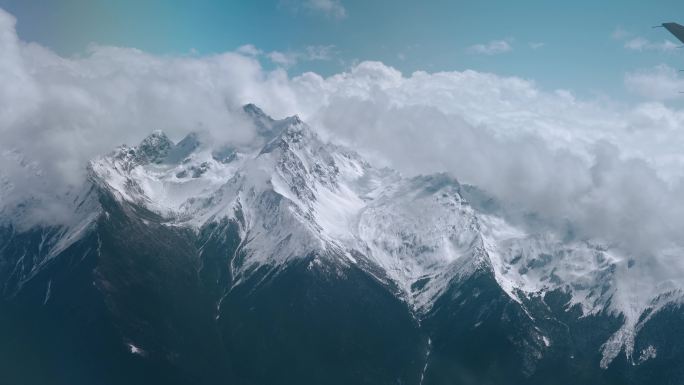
[{"x1": 1, "y1": 104, "x2": 684, "y2": 385}]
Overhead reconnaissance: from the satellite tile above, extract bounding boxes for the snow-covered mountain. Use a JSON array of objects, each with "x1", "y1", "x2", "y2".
[{"x1": 2, "y1": 104, "x2": 684, "y2": 385}]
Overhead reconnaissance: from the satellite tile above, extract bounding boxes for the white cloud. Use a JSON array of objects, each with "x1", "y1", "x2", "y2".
[
  {"x1": 304, "y1": 44, "x2": 335, "y2": 61},
  {"x1": 611, "y1": 27, "x2": 679, "y2": 52},
  {"x1": 611, "y1": 26, "x2": 631, "y2": 40},
  {"x1": 624, "y1": 37, "x2": 679, "y2": 52},
  {"x1": 467, "y1": 40, "x2": 513, "y2": 55},
  {"x1": 625, "y1": 64, "x2": 684, "y2": 100},
  {"x1": 240, "y1": 44, "x2": 335, "y2": 67},
  {"x1": 267, "y1": 50, "x2": 297, "y2": 66},
  {"x1": 4, "y1": 7, "x2": 684, "y2": 258},
  {"x1": 236, "y1": 44, "x2": 262, "y2": 56},
  {"x1": 528, "y1": 42, "x2": 545, "y2": 50},
  {"x1": 291, "y1": 65, "x2": 684, "y2": 254},
  {"x1": 281, "y1": 0, "x2": 347, "y2": 19},
  {"x1": 304, "y1": 0, "x2": 347, "y2": 19}
]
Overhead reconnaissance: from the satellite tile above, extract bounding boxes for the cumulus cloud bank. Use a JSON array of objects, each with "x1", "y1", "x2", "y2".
[{"x1": 2, "y1": 8, "x2": 684, "y2": 257}]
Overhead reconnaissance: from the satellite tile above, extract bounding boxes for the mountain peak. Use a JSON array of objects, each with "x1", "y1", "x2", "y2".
[
  {"x1": 242, "y1": 103, "x2": 270, "y2": 120},
  {"x1": 137, "y1": 130, "x2": 173, "y2": 163},
  {"x1": 242, "y1": 103, "x2": 283, "y2": 142},
  {"x1": 166, "y1": 132, "x2": 201, "y2": 163},
  {"x1": 259, "y1": 115, "x2": 319, "y2": 155}
]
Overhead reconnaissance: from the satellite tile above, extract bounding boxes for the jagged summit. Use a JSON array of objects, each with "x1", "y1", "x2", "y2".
[
  {"x1": 136, "y1": 130, "x2": 173, "y2": 163},
  {"x1": 167, "y1": 132, "x2": 201, "y2": 163},
  {"x1": 259, "y1": 116, "x2": 318, "y2": 155},
  {"x1": 242, "y1": 103, "x2": 270, "y2": 119},
  {"x1": 242, "y1": 103, "x2": 290, "y2": 141},
  {"x1": 118, "y1": 104, "x2": 307, "y2": 169}
]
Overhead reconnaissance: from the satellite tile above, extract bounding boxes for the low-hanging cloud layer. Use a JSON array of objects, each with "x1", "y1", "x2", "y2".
[{"x1": 2, "y1": 8, "x2": 684, "y2": 257}]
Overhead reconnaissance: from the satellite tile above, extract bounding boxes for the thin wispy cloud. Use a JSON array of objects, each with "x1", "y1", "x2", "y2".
[
  {"x1": 528, "y1": 42, "x2": 545, "y2": 50},
  {"x1": 236, "y1": 44, "x2": 262, "y2": 56},
  {"x1": 468, "y1": 39, "x2": 513, "y2": 55},
  {"x1": 611, "y1": 27, "x2": 679, "y2": 52},
  {"x1": 281, "y1": 0, "x2": 347, "y2": 20},
  {"x1": 611, "y1": 26, "x2": 631, "y2": 40},
  {"x1": 624, "y1": 37, "x2": 679, "y2": 52},
  {"x1": 237, "y1": 44, "x2": 336, "y2": 67},
  {"x1": 303, "y1": 45, "x2": 336, "y2": 61},
  {"x1": 305, "y1": 0, "x2": 347, "y2": 19},
  {"x1": 268, "y1": 51, "x2": 297, "y2": 66}
]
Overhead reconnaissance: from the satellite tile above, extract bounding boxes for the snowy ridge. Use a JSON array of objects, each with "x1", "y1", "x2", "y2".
[
  {"x1": 480, "y1": 214, "x2": 684, "y2": 367},
  {"x1": 0, "y1": 178, "x2": 101, "y2": 295},
  {"x1": 356, "y1": 174, "x2": 486, "y2": 310},
  {"x1": 11, "y1": 104, "x2": 684, "y2": 369}
]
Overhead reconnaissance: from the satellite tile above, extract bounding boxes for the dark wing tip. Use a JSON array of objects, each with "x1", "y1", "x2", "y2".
[{"x1": 662, "y1": 22, "x2": 684, "y2": 44}]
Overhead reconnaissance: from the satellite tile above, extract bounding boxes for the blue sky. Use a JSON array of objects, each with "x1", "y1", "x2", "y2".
[{"x1": 2, "y1": 0, "x2": 684, "y2": 98}]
